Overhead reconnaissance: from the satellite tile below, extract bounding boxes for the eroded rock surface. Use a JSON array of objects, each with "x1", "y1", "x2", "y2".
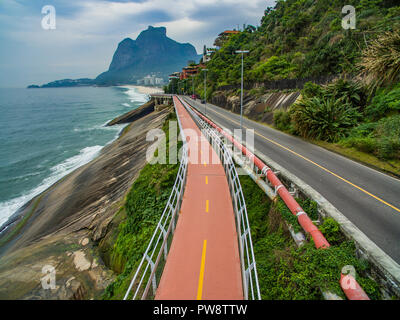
[{"x1": 0, "y1": 109, "x2": 170, "y2": 300}]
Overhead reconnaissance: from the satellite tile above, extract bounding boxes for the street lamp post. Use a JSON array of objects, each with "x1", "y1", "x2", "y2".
[
  {"x1": 202, "y1": 69, "x2": 209, "y2": 116},
  {"x1": 235, "y1": 50, "x2": 249, "y2": 130}
]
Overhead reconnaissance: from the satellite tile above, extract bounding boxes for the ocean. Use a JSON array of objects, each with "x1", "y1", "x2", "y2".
[{"x1": 0, "y1": 86, "x2": 149, "y2": 228}]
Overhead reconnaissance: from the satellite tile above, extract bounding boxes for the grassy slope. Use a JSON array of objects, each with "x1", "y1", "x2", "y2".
[
  {"x1": 240, "y1": 174, "x2": 381, "y2": 300},
  {"x1": 313, "y1": 139, "x2": 400, "y2": 177},
  {"x1": 100, "y1": 111, "x2": 181, "y2": 300}
]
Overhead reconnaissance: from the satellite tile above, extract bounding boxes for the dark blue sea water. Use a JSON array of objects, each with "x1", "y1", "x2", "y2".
[{"x1": 0, "y1": 86, "x2": 149, "y2": 227}]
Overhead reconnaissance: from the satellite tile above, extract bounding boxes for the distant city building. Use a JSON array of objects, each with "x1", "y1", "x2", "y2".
[
  {"x1": 181, "y1": 66, "x2": 198, "y2": 80},
  {"x1": 155, "y1": 77, "x2": 164, "y2": 85},
  {"x1": 179, "y1": 63, "x2": 206, "y2": 80},
  {"x1": 137, "y1": 75, "x2": 164, "y2": 86}
]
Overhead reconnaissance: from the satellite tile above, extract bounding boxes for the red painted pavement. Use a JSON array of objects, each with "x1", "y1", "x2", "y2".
[{"x1": 155, "y1": 96, "x2": 243, "y2": 300}]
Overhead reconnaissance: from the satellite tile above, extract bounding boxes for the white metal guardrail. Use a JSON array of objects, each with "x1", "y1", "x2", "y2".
[
  {"x1": 124, "y1": 96, "x2": 260, "y2": 300},
  {"x1": 123, "y1": 103, "x2": 189, "y2": 300},
  {"x1": 179, "y1": 96, "x2": 261, "y2": 300}
]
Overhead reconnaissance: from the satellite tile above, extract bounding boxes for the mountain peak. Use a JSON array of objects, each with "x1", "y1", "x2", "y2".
[
  {"x1": 96, "y1": 26, "x2": 201, "y2": 85},
  {"x1": 147, "y1": 26, "x2": 167, "y2": 35},
  {"x1": 137, "y1": 26, "x2": 167, "y2": 41}
]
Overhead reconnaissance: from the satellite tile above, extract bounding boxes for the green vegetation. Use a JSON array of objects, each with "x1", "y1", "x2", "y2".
[
  {"x1": 318, "y1": 218, "x2": 347, "y2": 246},
  {"x1": 291, "y1": 96, "x2": 361, "y2": 142},
  {"x1": 340, "y1": 113, "x2": 400, "y2": 160},
  {"x1": 240, "y1": 174, "x2": 381, "y2": 300},
  {"x1": 359, "y1": 29, "x2": 400, "y2": 89},
  {"x1": 167, "y1": 0, "x2": 399, "y2": 95},
  {"x1": 250, "y1": 56, "x2": 296, "y2": 81},
  {"x1": 365, "y1": 83, "x2": 400, "y2": 120},
  {"x1": 313, "y1": 139, "x2": 400, "y2": 176},
  {"x1": 101, "y1": 112, "x2": 181, "y2": 300},
  {"x1": 275, "y1": 197, "x2": 318, "y2": 233},
  {"x1": 273, "y1": 110, "x2": 292, "y2": 132},
  {"x1": 275, "y1": 79, "x2": 367, "y2": 141},
  {"x1": 164, "y1": 1, "x2": 400, "y2": 173},
  {"x1": 164, "y1": 2, "x2": 400, "y2": 175}
]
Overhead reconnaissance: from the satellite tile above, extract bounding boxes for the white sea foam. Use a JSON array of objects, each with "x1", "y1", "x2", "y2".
[
  {"x1": 0, "y1": 87, "x2": 148, "y2": 230},
  {"x1": 73, "y1": 121, "x2": 124, "y2": 133},
  {"x1": 123, "y1": 87, "x2": 149, "y2": 104},
  {"x1": 0, "y1": 145, "x2": 103, "y2": 229}
]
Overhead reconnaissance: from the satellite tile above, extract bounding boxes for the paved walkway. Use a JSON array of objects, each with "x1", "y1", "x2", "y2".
[{"x1": 155, "y1": 96, "x2": 243, "y2": 300}]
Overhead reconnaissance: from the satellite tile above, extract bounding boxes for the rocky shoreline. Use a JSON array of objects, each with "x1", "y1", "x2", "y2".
[{"x1": 0, "y1": 101, "x2": 170, "y2": 299}]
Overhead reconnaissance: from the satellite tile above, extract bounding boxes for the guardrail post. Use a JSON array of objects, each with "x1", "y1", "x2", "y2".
[{"x1": 145, "y1": 255, "x2": 157, "y2": 296}]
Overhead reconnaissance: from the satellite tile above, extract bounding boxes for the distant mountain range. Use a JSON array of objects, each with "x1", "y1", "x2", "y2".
[{"x1": 28, "y1": 26, "x2": 201, "y2": 88}]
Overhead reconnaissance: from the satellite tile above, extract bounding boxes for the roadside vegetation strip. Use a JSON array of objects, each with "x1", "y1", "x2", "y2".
[
  {"x1": 101, "y1": 111, "x2": 182, "y2": 300},
  {"x1": 240, "y1": 174, "x2": 381, "y2": 300},
  {"x1": 310, "y1": 139, "x2": 400, "y2": 179}
]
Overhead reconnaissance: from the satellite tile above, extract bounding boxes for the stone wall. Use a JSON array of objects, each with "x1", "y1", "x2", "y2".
[{"x1": 211, "y1": 90, "x2": 301, "y2": 124}]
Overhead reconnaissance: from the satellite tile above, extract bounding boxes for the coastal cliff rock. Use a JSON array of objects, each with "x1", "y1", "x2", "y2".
[{"x1": 0, "y1": 108, "x2": 170, "y2": 300}]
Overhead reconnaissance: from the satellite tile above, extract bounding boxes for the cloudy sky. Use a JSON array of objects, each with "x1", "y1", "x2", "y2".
[{"x1": 0, "y1": 0, "x2": 276, "y2": 87}]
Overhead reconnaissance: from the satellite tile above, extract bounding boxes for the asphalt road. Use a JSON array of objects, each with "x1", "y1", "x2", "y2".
[{"x1": 183, "y1": 96, "x2": 400, "y2": 264}]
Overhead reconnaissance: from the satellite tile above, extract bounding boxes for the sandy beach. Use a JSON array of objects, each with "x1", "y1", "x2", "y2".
[{"x1": 119, "y1": 85, "x2": 164, "y2": 95}]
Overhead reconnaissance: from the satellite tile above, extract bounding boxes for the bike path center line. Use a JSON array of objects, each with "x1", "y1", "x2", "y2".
[{"x1": 197, "y1": 239, "x2": 207, "y2": 300}]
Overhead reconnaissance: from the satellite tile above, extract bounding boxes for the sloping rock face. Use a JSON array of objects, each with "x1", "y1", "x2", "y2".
[
  {"x1": 0, "y1": 109, "x2": 170, "y2": 300},
  {"x1": 96, "y1": 26, "x2": 201, "y2": 85},
  {"x1": 106, "y1": 100, "x2": 155, "y2": 126},
  {"x1": 211, "y1": 90, "x2": 301, "y2": 124}
]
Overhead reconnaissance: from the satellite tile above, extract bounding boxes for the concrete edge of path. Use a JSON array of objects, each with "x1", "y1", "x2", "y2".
[{"x1": 253, "y1": 147, "x2": 400, "y2": 298}]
